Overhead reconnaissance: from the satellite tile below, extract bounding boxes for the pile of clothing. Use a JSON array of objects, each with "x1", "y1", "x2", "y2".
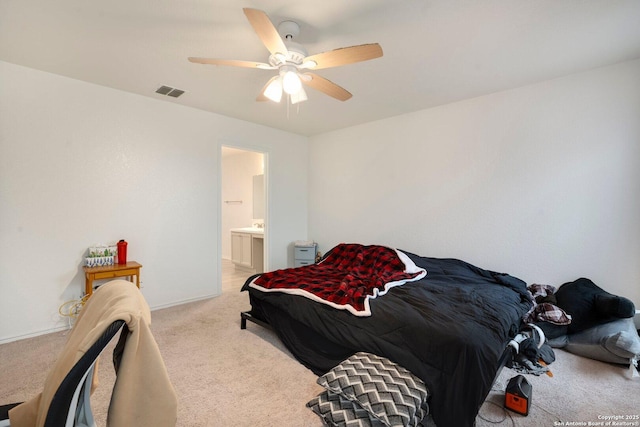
[
  {"x1": 514, "y1": 279, "x2": 639, "y2": 377},
  {"x1": 507, "y1": 323, "x2": 555, "y2": 376}
]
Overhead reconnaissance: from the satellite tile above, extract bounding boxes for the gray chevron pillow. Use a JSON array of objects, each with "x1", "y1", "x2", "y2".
[
  {"x1": 307, "y1": 390, "x2": 387, "y2": 427},
  {"x1": 315, "y1": 352, "x2": 429, "y2": 427}
]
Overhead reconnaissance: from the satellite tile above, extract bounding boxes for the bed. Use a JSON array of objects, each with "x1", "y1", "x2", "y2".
[{"x1": 240, "y1": 243, "x2": 533, "y2": 427}]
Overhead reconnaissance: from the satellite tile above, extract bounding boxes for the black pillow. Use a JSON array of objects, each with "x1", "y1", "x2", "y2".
[
  {"x1": 535, "y1": 321, "x2": 569, "y2": 340},
  {"x1": 555, "y1": 278, "x2": 635, "y2": 334}
]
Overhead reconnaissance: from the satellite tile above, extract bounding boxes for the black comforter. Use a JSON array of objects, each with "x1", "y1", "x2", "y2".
[{"x1": 241, "y1": 249, "x2": 533, "y2": 427}]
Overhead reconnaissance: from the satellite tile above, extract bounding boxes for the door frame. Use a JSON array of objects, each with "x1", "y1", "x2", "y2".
[{"x1": 218, "y1": 142, "x2": 269, "y2": 293}]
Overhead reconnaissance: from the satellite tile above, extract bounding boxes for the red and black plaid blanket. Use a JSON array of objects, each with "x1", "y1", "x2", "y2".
[{"x1": 248, "y1": 243, "x2": 426, "y2": 316}]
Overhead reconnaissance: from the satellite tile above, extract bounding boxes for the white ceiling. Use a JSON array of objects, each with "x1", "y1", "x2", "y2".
[{"x1": 2, "y1": 1, "x2": 640, "y2": 136}]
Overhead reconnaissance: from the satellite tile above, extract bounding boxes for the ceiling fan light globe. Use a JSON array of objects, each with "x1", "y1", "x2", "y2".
[
  {"x1": 301, "y1": 60, "x2": 317, "y2": 69},
  {"x1": 290, "y1": 86, "x2": 308, "y2": 104},
  {"x1": 282, "y1": 71, "x2": 302, "y2": 95},
  {"x1": 264, "y1": 77, "x2": 283, "y2": 102}
]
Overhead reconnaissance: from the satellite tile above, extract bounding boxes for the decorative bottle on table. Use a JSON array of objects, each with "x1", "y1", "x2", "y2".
[{"x1": 117, "y1": 239, "x2": 128, "y2": 264}]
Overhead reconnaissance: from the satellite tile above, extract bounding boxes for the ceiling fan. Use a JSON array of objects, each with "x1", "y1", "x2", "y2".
[{"x1": 188, "y1": 8, "x2": 383, "y2": 105}]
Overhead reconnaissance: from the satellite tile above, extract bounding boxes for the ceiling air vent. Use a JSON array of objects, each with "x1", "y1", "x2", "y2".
[
  {"x1": 155, "y1": 85, "x2": 185, "y2": 98},
  {"x1": 167, "y1": 89, "x2": 184, "y2": 98}
]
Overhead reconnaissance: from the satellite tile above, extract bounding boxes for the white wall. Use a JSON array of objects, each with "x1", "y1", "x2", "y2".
[
  {"x1": 0, "y1": 60, "x2": 308, "y2": 343},
  {"x1": 2, "y1": 58, "x2": 638, "y2": 343},
  {"x1": 221, "y1": 149, "x2": 263, "y2": 259},
  {"x1": 309, "y1": 59, "x2": 640, "y2": 305}
]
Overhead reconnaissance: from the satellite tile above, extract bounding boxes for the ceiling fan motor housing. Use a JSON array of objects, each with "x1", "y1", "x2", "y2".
[
  {"x1": 269, "y1": 41, "x2": 307, "y2": 67},
  {"x1": 278, "y1": 20, "x2": 300, "y2": 40}
]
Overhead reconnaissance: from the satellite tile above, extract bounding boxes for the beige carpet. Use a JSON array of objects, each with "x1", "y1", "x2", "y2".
[{"x1": 1, "y1": 287, "x2": 638, "y2": 427}]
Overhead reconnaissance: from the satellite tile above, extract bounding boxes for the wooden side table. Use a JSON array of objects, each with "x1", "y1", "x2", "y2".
[{"x1": 83, "y1": 261, "x2": 142, "y2": 297}]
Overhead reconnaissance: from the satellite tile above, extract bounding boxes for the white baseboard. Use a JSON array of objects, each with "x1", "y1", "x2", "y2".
[
  {"x1": 0, "y1": 324, "x2": 70, "y2": 345},
  {"x1": 150, "y1": 293, "x2": 220, "y2": 311},
  {"x1": 0, "y1": 294, "x2": 222, "y2": 345}
]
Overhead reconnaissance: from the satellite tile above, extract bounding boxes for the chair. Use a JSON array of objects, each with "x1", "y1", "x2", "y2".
[
  {"x1": 0, "y1": 320, "x2": 125, "y2": 427},
  {"x1": 0, "y1": 279, "x2": 177, "y2": 427}
]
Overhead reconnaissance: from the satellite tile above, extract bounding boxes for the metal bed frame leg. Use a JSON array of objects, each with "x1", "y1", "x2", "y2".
[{"x1": 240, "y1": 311, "x2": 272, "y2": 330}]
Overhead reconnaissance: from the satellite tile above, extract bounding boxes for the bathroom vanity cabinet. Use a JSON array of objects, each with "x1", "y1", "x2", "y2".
[{"x1": 231, "y1": 228, "x2": 264, "y2": 273}]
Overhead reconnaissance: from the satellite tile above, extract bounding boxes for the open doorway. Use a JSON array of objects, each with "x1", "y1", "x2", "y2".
[{"x1": 220, "y1": 146, "x2": 266, "y2": 292}]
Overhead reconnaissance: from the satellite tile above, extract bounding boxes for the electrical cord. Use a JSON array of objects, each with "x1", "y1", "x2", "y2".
[
  {"x1": 58, "y1": 295, "x2": 89, "y2": 328},
  {"x1": 477, "y1": 381, "x2": 515, "y2": 426},
  {"x1": 476, "y1": 378, "x2": 563, "y2": 426},
  {"x1": 530, "y1": 401, "x2": 563, "y2": 422},
  {"x1": 477, "y1": 398, "x2": 514, "y2": 426}
]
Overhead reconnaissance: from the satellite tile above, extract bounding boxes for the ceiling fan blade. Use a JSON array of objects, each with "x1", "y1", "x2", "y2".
[
  {"x1": 243, "y1": 8, "x2": 288, "y2": 56},
  {"x1": 303, "y1": 43, "x2": 383, "y2": 70},
  {"x1": 188, "y1": 57, "x2": 273, "y2": 69},
  {"x1": 302, "y1": 73, "x2": 352, "y2": 101}
]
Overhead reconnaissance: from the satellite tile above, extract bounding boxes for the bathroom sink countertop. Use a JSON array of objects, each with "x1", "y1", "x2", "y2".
[{"x1": 231, "y1": 227, "x2": 264, "y2": 235}]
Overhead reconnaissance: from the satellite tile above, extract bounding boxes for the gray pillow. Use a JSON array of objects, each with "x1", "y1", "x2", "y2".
[
  {"x1": 547, "y1": 335, "x2": 568, "y2": 348},
  {"x1": 564, "y1": 318, "x2": 640, "y2": 364},
  {"x1": 315, "y1": 352, "x2": 429, "y2": 427}
]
